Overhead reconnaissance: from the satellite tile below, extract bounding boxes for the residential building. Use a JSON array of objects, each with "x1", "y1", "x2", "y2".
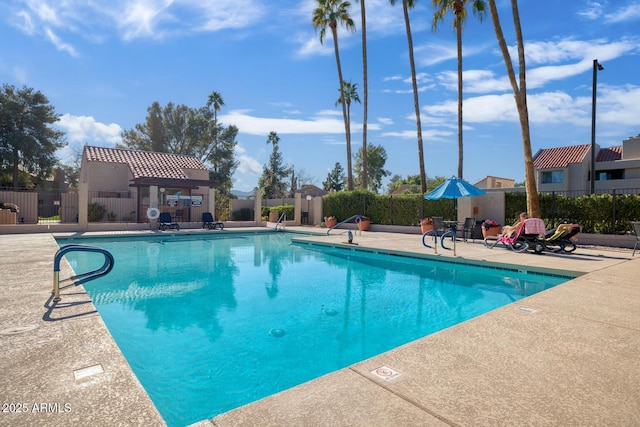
[
  {"x1": 78, "y1": 146, "x2": 218, "y2": 225},
  {"x1": 533, "y1": 135, "x2": 640, "y2": 193},
  {"x1": 474, "y1": 176, "x2": 515, "y2": 189}
]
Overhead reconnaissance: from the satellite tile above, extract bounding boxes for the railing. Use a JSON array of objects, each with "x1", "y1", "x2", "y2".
[
  {"x1": 422, "y1": 229, "x2": 458, "y2": 256},
  {"x1": 326, "y1": 214, "x2": 361, "y2": 235},
  {"x1": 275, "y1": 212, "x2": 286, "y2": 231},
  {"x1": 53, "y1": 245, "x2": 115, "y2": 302}
]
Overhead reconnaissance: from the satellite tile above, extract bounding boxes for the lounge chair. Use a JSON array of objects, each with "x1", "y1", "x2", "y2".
[
  {"x1": 159, "y1": 212, "x2": 180, "y2": 231},
  {"x1": 202, "y1": 212, "x2": 224, "y2": 230},
  {"x1": 485, "y1": 218, "x2": 546, "y2": 253},
  {"x1": 542, "y1": 223, "x2": 581, "y2": 253}
]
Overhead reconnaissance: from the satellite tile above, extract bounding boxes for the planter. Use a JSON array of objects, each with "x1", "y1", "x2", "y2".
[
  {"x1": 482, "y1": 226, "x2": 502, "y2": 237},
  {"x1": 269, "y1": 210, "x2": 280, "y2": 222},
  {"x1": 421, "y1": 224, "x2": 434, "y2": 233},
  {"x1": 357, "y1": 219, "x2": 371, "y2": 231},
  {"x1": 325, "y1": 218, "x2": 338, "y2": 228}
]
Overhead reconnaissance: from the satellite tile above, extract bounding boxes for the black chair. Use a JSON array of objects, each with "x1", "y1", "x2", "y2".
[
  {"x1": 632, "y1": 221, "x2": 640, "y2": 256},
  {"x1": 431, "y1": 217, "x2": 447, "y2": 236},
  {"x1": 459, "y1": 217, "x2": 476, "y2": 241},
  {"x1": 173, "y1": 209, "x2": 184, "y2": 222},
  {"x1": 159, "y1": 212, "x2": 179, "y2": 231},
  {"x1": 202, "y1": 212, "x2": 224, "y2": 230}
]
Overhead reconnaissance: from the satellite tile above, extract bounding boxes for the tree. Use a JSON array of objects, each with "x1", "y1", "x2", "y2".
[
  {"x1": 354, "y1": 143, "x2": 390, "y2": 193},
  {"x1": 313, "y1": 0, "x2": 356, "y2": 190},
  {"x1": 356, "y1": 0, "x2": 369, "y2": 190},
  {"x1": 389, "y1": 0, "x2": 427, "y2": 194},
  {"x1": 121, "y1": 94, "x2": 239, "y2": 220},
  {"x1": 335, "y1": 80, "x2": 361, "y2": 185},
  {"x1": 258, "y1": 131, "x2": 291, "y2": 198},
  {"x1": 487, "y1": 0, "x2": 540, "y2": 217},
  {"x1": 432, "y1": 0, "x2": 487, "y2": 179},
  {"x1": 323, "y1": 162, "x2": 346, "y2": 192},
  {"x1": 0, "y1": 84, "x2": 65, "y2": 189}
]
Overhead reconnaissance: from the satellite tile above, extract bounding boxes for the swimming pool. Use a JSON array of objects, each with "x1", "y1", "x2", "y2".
[{"x1": 57, "y1": 232, "x2": 568, "y2": 427}]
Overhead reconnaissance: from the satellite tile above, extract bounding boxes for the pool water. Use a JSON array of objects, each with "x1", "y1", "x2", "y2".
[{"x1": 58, "y1": 232, "x2": 568, "y2": 427}]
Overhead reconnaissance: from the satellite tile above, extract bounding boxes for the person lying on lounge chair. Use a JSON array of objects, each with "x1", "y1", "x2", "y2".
[{"x1": 501, "y1": 212, "x2": 528, "y2": 237}]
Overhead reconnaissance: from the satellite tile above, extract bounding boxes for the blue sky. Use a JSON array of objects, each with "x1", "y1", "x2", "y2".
[{"x1": 1, "y1": 0, "x2": 639, "y2": 192}]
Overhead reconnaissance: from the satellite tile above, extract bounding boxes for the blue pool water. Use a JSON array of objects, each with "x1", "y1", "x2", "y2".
[{"x1": 57, "y1": 232, "x2": 568, "y2": 427}]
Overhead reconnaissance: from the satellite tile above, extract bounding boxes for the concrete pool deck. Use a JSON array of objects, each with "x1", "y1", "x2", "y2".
[{"x1": 0, "y1": 227, "x2": 638, "y2": 426}]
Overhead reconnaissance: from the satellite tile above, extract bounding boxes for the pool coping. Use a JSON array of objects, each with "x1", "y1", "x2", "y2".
[{"x1": 1, "y1": 227, "x2": 638, "y2": 427}]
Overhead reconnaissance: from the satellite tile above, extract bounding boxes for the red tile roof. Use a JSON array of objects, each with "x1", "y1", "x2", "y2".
[
  {"x1": 84, "y1": 146, "x2": 208, "y2": 180},
  {"x1": 533, "y1": 144, "x2": 590, "y2": 169},
  {"x1": 596, "y1": 146, "x2": 622, "y2": 162}
]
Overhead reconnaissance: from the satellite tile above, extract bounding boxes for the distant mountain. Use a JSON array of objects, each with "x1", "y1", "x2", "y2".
[{"x1": 231, "y1": 189, "x2": 254, "y2": 199}]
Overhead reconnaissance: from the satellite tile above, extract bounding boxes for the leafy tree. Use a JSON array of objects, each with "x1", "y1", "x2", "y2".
[
  {"x1": 354, "y1": 143, "x2": 390, "y2": 193},
  {"x1": 121, "y1": 94, "x2": 239, "y2": 219},
  {"x1": 0, "y1": 84, "x2": 65, "y2": 189},
  {"x1": 487, "y1": 0, "x2": 540, "y2": 217},
  {"x1": 389, "y1": 0, "x2": 427, "y2": 194},
  {"x1": 323, "y1": 162, "x2": 345, "y2": 192},
  {"x1": 432, "y1": 0, "x2": 487, "y2": 179},
  {"x1": 313, "y1": 0, "x2": 356, "y2": 190},
  {"x1": 387, "y1": 174, "x2": 445, "y2": 193},
  {"x1": 258, "y1": 132, "x2": 291, "y2": 198}
]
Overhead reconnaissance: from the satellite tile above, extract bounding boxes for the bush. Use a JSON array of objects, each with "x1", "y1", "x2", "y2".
[
  {"x1": 232, "y1": 208, "x2": 253, "y2": 221},
  {"x1": 88, "y1": 202, "x2": 106, "y2": 222}
]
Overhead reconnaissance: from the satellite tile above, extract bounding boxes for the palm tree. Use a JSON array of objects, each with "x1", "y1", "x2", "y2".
[
  {"x1": 487, "y1": 0, "x2": 540, "y2": 217},
  {"x1": 389, "y1": 0, "x2": 427, "y2": 194},
  {"x1": 204, "y1": 91, "x2": 225, "y2": 161},
  {"x1": 313, "y1": 0, "x2": 356, "y2": 190},
  {"x1": 335, "y1": 80, "x2": 361, "y2": 167},
  {"x1": 432, "y1": 0, "x2": 487, "y2": 179},
  {"x1": 356, "y1": 0, "x2": 369, "y2": 190}
]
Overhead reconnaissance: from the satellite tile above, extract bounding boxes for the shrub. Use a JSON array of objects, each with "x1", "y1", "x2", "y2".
[{"x1": 88, "y1": 202, "x2": 106, "y2": 222}]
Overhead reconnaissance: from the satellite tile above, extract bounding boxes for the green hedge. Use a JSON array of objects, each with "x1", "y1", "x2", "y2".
[
  {"x1": 323, "y1": 190, "x2": 455, "y2": 226},
  {"x1": 325, "y1": 191, "x2": 640, "y2": 233}
]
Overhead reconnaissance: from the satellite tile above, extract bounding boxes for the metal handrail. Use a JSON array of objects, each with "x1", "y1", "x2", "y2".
[
  {"x1": 440, "y1": 230, "x2": 457, "y2": 256},
  {"x1": 275, "y1": 212, "x2": 286, "y2": 231},
  {"x1": 422, "y1": 229, "x2": 438, "y2": 254},
  {"x1": 326, "y1": 214, "x2": 361, "y2": 235},
  {"x1": 53, "y1": 244, "x2": 115, "y2": 302}
]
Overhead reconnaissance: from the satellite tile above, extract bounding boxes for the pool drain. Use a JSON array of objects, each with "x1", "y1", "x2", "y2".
[{"x1": 269, "y1": 328, "x2": 286, "y2": 337}]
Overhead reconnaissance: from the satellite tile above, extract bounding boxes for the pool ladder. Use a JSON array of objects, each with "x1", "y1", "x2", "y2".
[
  {"x1": 422, "y1": 230, "x2": 457, "y2": 256},
  {"x1": 326, "y1": 214, "x2": 361, "y2": 235},
  {"x1": 275, "y1": 212, "x2": 286, "y2": 231},
  {"x1": 53, "y1": 245, "x2": 115, "y2": 302}
]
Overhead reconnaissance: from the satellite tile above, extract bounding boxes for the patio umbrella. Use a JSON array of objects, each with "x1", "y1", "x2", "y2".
[{"x1": 425, "y1": 176, "x2": 486, "y2": 200}]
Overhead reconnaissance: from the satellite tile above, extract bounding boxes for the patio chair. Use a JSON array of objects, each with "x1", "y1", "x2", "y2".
[
  {"x1": 431, "y1": 217, "x2": 447, "y2": 236},
  {"x1": 158, "y1": 212, "x2": 179, "y2": 231},
  {"x1": 459, "y1": 217, "x2": 476, "y2": 241},
  {"x1": 202, "y1": 212, "x2": 224, "y2": 230},
  {"x1": 542, "y1": 223, "x2": 581, "y2": 253},
  {"x1": 484, "y1": 218, "x2": 547, "y2": 253},
  {"x1": 632, "y1": 221, "x2": 640, "y2": 256}
]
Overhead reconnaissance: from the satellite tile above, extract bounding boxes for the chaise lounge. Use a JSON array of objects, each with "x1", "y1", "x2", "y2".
[
  {"x1": 159, "y1": 212, "x2": 180, "y2": 231},
  {"x1": 202, "y1": 212, "x2": 224, "y2": 230}
]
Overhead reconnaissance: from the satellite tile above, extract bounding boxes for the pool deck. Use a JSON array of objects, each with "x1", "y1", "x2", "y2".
[{"x1": 1, "y1": 227, "x2": 638, "y2": 426}]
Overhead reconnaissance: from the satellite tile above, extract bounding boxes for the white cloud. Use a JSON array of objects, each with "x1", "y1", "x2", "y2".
[
  {"x1": 220, "y1": 110, "x2": 346, "y2": 136},
  {"x1": 235, "y1": 144, "x2": 263, "y2": 175},
  {"x1": 604, "y1": 4, "x2": 640, "y2": 24},
  {"x1": 55, "y1": 114, "x2": 123, "y2": 163}
]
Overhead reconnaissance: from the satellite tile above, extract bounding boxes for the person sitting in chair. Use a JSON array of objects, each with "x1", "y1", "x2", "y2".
[{"x1": 501, "y1": 212, "x2": 528, "y2": 237}]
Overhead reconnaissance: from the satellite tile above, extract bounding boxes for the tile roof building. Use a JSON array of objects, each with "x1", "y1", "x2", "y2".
[
  {"x1": 79, "y1": 146, "x2": 218, "y2": 225},
  {"x1": 532, "y1": 135, "x2": 640, "y2": 193}
]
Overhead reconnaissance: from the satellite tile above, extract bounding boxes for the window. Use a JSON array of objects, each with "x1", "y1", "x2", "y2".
[
  {"x1": 541, "y1": 170, "x2": 563, "y2": 184},
  {"x1": 596, "y1": 170, "x2": 624, "y2": 181}
]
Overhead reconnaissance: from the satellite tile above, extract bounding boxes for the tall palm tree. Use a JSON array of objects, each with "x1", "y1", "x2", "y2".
[
  {"x1": 313, "y1": 0, "x2": 356, "y2": 190},
  {"x1": 432, "y1": 0, "x2": 487, "y2": 179},
  {"x1": 389, "y1": 0, "x2": 427, "y2": 194},
  {"x1": 204, "y1": 91, "x2": 225, "y2": 161},
  {"x1": 335, "y1": 81, "x2": 361, "y2": 173},
  {"x1": 487, "y1": 0, "x2": 540, "y2": 217},
  {"x1": 356, "y1": 0, "x2": 369, "y2": 190}
]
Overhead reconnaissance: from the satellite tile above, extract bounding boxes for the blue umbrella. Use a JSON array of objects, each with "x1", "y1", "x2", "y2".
[{"x1": 425, "y1": 176, "x2": 486, "y2": 200}]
